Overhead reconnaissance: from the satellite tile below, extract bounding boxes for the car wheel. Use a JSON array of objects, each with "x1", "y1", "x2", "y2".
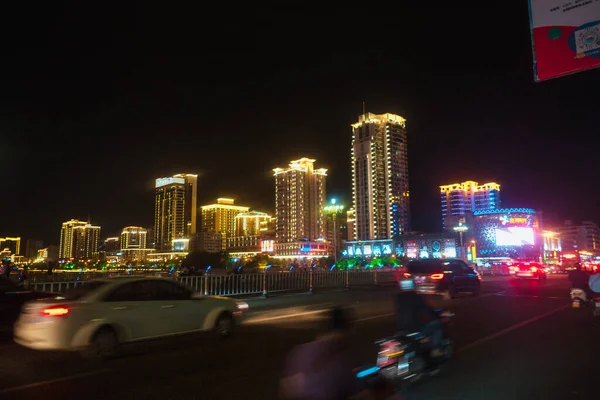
[
  {"x1": 215, "y1": 313, "x2": 234, "y2": 338},
  {"x1": 82, "y1": 326, "x2": 119, "y2": 360},
  {"x1": 472, "y1": 282, "x2": 481, "y2": 296}
]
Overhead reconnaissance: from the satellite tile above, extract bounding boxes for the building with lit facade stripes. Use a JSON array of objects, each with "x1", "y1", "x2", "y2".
[
  {"x1": 153, "y1": 174, "x2": 198, "y2": 252},
  {"x1": 59, "y1": 219, "x2": 101, "y2": 260},
  {"x1": 351, "y1": 113, "x2": 410, "y2": 240},
  {"x1": 440, "y1": 181, "x2": 500, "y2": 229},
  {"x1": 273, "y1": 158, "x2": 328, "y2": 258}
]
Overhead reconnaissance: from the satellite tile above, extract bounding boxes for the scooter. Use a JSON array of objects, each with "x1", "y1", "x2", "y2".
[
  {"x1": 570, "y1": 288, "x2": 587, "y2": 308},
  {"x1": 374, "y1": 310, "x2": 454, "y2": 388}
]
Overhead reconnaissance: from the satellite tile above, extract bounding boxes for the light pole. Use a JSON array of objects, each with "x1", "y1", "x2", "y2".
[
  {"x1": 453, "y1": 223, "x2": 468, "y2": 259},
  {"x1": 323, "y1": 198, "x2": 345, "y2": 265}
]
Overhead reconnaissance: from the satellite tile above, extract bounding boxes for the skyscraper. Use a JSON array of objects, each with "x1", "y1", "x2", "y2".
[
  {"x1": 200, "y1": 198, "x2": 250, "y2": 251},
  {"x1": 154, "y1": 174, "x2": 198, "y2": 252},
  {"x1": 351, "y1": 113, "x2": 410, "y2": 240},
  {"x1": 59, "y1": 219, "x2": 101, "y2": 260},
  {"x1": 273, "y1": 158, "x2": 328, "y2": 257},
  {"x1": 440, "y1": 181, "x2": 500, "y2": 229}
]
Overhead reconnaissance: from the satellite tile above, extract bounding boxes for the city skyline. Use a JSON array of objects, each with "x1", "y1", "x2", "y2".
[{"x1": 2, "y1": 5, "x2": 599, "y2": 245}]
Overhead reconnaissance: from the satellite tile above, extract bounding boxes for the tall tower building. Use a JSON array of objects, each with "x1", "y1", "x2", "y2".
[
  {"x1": 273, "y1": 158, "x2": 327, "y2": 255},
  {"x1": 59, "y1": 219, "x2": 101, "y2": 260},
  {"x1": 440, "y1": 181, "x2": 500, "y2": 229},
  {"x1": 154, "y1": 174, "x2": 198, "y2": 252},
  {"x1": 351, "y1": 113, "x2": 409, "y2": 240}
]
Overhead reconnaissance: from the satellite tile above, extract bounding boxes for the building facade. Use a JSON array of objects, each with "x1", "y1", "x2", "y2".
[
  {"x1": 0, "y1": 237, "x2": 21, "y2": 256},
  {"x1": 59, "y1": 219, "x2": 101, "y2": 260},
  {"x1": 154, "y1": 174, "x2": 198, "y2": 252},
  {"x1": 25, "y1": 239, "x2": 43, "y2": 261},
  {"x1": 351, "y1": 113, "x2": 410, "y2": 241},
  {"x1": 200, "y1": 198, "x2": 250, "y2": 251},
  {"x1": 233, "y1": 211, "x2": 271, "y2": 236},
  {"x1": 441, "y1": 181, "x2": 500, "y2": 229},
  {"x1": 273, "y1": 158, "x2": 327, "y2": 258},
  {"x1": 120, "y1": 226, "x2": 153, "y2": 261},
  {"x1": 559, "y1": 220, "x2": 600, "y2": 254}
]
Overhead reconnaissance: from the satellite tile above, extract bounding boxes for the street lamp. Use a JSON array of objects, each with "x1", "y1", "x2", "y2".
[
  {"x1": 453, "y1": 223, "x2": 468, "y2": 259},
  {"x1": 324, "y1": 199, "x2": 345, "y2": 264}
]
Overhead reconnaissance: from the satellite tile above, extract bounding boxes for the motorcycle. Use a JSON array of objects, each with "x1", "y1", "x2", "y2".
[
  {"x1": 570, "y1": 288, "x2": 600, "y2": 316},
  {"x1": 374, "y1": 309, "x2": 454, "y2": 388},
  {"x1": 570, "y1": 288, "x2": 587, "y2": 308}
]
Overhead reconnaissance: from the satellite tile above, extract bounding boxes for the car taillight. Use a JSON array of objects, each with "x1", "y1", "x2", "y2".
[
  {"x1": 530, "y1": 267, "x2": 538, "y2": 272},
  {"x1": 403, "y1": 272, "x2": 411, "y2": 278},
  {"x1": 431, "y1": 274, "x2": 444, "y2": 280},
  {"x1": 42, "y1": 306, "x2": 69, "y2": 316}
]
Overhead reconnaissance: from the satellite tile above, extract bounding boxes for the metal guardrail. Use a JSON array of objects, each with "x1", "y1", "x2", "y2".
[{"x1": 26, "y1": 270, "x2": 399, "y2": 297}]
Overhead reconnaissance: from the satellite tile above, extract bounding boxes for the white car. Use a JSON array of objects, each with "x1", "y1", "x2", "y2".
[{"x1": 14, "y1": 277, "x2": 248, "y2": 358}]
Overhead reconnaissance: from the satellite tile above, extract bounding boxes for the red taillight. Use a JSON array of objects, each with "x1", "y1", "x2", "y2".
[
  {"x1": 431, "y1": 273, "x2": 444, "y2": 280},
  {"x1": 403, "y1": 272, "x2": 411, "y2": 278},
  {"x1": 42, "y1": 306, "x2": 69, "y2": 316},
  {"x1": 530, "y1": 267, "x2": 538, "y2": 272}
]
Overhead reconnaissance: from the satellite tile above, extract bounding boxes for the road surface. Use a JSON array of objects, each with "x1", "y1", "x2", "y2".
[{"x1": 1, "y1": 275, "x2": 597, "y2": 399}]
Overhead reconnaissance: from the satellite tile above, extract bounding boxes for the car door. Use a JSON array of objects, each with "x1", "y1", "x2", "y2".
[
  {"x1": 102, "y1": 281, "x2": 158, "y2": 340},
  {"x1": 458, "y1": 261, "x2": 480, "y2": 289},
  {"x1": 448, "y1": 261, "x2": 470, "y2": 290},
  {"x1": 146, "y1": 280, "x2": 201, "y2": 335}
]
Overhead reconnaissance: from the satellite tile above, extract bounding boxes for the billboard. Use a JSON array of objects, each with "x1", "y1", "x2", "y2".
[
  {"x1": 444, "y1": 239, "x2": 457, "y2": 258},
  {"x1": 528, "y1": 0, "x2": 600, "y2": 81},
  {"x1": 406, "y1": 241, "x2": 418, "y2": 259},
  {"x1": 494, "y1": 227, "x2": 535, "y2": 246}
]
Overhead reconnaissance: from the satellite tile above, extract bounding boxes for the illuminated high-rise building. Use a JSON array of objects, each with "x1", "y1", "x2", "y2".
[
  {"x1": 154, "y1": 174, "x2": 198, "y2": 251},
  {"x1": 59, "y1": 219, "x2": 101, "y2": 260},
  {"x1": 351, "y1": 113, "x2": 410, "y2": 240},
  {"x1": 440, "y1": 181, "x2": 500, "y2": 229},
  {"x1": 273, "y1": 158, "x2": 327, "y2": 256},
  {"x1": 0, "y1": 237, "x2": 21, "y2": 255},
  {"x1": 201, "y1": 198, "x2": 249, "y2": 251},
  {"x1": 120, "y1": 226, "x2": 148, "y2": 250},
  {"x1": 120, "y1": 226, "x2": 153, "y2": 260},
  {"x1": 233, "y1": 211, "x2": 272, "y2": 236}
]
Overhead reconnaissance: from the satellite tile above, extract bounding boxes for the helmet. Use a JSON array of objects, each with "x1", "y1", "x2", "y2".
[{"x1": 399, "y1": 278, "x2": 416, "y2": 291}]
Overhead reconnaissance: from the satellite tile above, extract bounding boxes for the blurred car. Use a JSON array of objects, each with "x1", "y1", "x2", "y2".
[
  {"x1": 406, "y1": 259, "x2": 481, "y2": 298},
  {"x1": 511, "y1": 262, "x2": 547, "y2": 281},
  {"x1": 0, "y1": 279, "x2": 56, "y2": 332},
  {"x1": 14, "y1": 277, "x2": 248, "y2": 358}
]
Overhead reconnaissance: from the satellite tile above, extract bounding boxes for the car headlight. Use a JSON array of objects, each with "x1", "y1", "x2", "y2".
[{"x1": 236, "y1": 301, "x2": 249, "y2": 310}]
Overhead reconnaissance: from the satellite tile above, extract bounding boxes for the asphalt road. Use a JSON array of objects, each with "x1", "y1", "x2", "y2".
[{"x1": 1, "y1": 275, "x2": 598, "y2": 400}]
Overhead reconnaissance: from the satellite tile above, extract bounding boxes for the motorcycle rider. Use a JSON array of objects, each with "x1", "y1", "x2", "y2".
[
  {"x1": 394, "y1": 277, "x2": 444, "y2": 358},
  {"x1": 569, "y1": 263, "x2": 592, "y2": 300}
]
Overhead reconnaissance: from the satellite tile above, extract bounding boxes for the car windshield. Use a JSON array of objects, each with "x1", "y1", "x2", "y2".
[
  {"x1": 407, "y1": 260, "x2": 446, "y2": 274},
  {"x1": 61, "y1": 281, "x2": 109, "y2": 300}
]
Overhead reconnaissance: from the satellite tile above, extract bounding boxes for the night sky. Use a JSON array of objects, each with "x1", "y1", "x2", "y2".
[{"x1": 1, "y1": 3, "x2": 599, "y2": 246}]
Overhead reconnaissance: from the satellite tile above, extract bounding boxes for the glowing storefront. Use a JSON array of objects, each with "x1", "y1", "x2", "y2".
[
  {"x1": 343, "y1": 234, "x2": 458, "y2": 261},
  {"x1": 471, "y1": 208, "x2": 541, "y2": 260}
]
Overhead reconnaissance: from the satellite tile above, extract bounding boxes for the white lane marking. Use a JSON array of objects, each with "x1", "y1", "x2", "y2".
[
  {"x1": 355, "y1": 313, "x2": 394, "y2": 323},
  {"x1": 0, "y1": 369, "x2": 111, "y2": 394},
  {"x1": 245, "y1": 302, "x2": 333, "y2": 316},
  {"x1": 245, "y1": 309, "x2": 328, "y2": 324},
  {"x1": 457, "y1": 304, "x2": 569, "y2": 354}
]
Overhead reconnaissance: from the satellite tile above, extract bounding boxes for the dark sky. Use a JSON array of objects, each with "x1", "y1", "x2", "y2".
[{"x1": 1, "y1": 3, "x2": 599, "y2": 245}]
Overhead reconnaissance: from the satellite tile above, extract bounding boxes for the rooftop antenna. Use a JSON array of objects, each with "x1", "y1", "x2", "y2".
[
  {"x1": 362, "y1": 101, "x2": 366, "y2": 115},
  {"x1": 87, "y1": 213, "x2": 91, "y2": 224}
]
